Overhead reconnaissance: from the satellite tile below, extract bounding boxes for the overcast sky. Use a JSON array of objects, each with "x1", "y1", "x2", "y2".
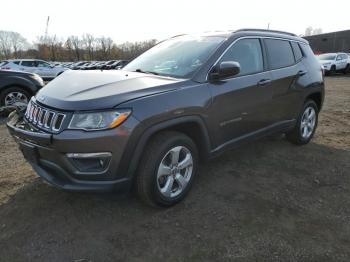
[{"x1": 2, "y1": 0, "x2": 350, "y2": 43}]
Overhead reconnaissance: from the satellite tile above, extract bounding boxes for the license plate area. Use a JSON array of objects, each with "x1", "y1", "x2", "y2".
[{"x1": 19, "y1": 142, "x2": 38, "y2": 164}]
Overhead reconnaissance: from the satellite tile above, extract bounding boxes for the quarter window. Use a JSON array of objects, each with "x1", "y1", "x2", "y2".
[
  {"x1": 265, "y1": 39, "x2": 295, "y2": 69},
  {"x1": 291, "y1": 42, "x2": 303, "y2": 62},
  {"x1": 219, "y1": 38, "x2": 263, "y2": 76}
]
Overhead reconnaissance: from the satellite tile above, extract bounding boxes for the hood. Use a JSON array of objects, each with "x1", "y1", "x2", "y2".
[
  {"x1": 0, "y1": 69, "x2": 36, "y2": 77},
  {"x1": 35, "y1": 70, "x2": 186, "y2": 111}
]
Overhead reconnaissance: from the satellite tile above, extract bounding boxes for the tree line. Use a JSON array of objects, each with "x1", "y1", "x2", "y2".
[{"x1": 0, "y1": 30, "x2": 157, "y2": 61}]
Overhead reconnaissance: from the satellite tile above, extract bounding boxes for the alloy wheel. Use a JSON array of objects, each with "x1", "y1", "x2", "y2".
[
  {"x1": 157, "y1": 146, "x2": 193, "y2": 199},
  {"x1": 4, "y1": 91, "x2": 29, "y2": 106},
  {"x1": 300, "y1": 106, "x2": 316, "y2": 139}
]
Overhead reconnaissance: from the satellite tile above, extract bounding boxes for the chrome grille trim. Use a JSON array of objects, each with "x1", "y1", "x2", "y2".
[
  {"x1": 52, "y1": 114, "x2": 66, "y2": 131},
  {"x1": 24, "y1": 99, "x2": 66, "y2": 133}
]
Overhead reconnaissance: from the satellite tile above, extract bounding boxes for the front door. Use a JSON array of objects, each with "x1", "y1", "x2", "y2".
[{"x1": 207, "y1": 38, "x2": 274, "y2": 148}]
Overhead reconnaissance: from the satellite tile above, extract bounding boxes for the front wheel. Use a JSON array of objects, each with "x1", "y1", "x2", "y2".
[
  {"x1": 286, "y1": 100, "x2": 319, "y2": 145},
  {"x1": 136, "y1": 131, "x2": 198, "y2": 207},
  {"x1": 330, "y1": 65, "x2": 336, "y2": 75},
  {"x1": 0, "y1": 87, "x2": 30, "y2": 107}
]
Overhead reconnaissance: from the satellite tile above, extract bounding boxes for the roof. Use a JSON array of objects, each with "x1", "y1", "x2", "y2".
[{"x1": 175, "y1": 28, "x2": 307, "y2": 43}]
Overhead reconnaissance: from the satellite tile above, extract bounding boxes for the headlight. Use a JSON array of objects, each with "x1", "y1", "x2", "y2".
[
  {"x1": 68, "y1": 110, "x2": 131, "y2": 131},
  {"x1": 30, "y1": 74, "x2": 44, "y2": 85}
]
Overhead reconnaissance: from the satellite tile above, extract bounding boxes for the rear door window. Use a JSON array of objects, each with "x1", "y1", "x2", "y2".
[
  {"x1": 265, "y1": 39, "x2": 295, "y2": 69},
  {"x1": 21, "y1": 60, "x2": 36, "y2": 67},
  {"x1": 219, "y1": 38, "x2": 264, "y2": 76}
]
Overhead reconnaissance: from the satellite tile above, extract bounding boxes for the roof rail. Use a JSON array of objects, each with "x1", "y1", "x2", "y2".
[{"x1": 234, "y1": 28, "x2": 297, "y2": 37}]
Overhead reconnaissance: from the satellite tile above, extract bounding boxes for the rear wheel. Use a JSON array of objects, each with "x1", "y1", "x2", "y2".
[
  {"x1": 136, "y1": 131, "x2": 198, "y2": 207},
  {"x1": 0, "y1": 87, "x2": 30, "y2": 107},
  {"x1": 286, "y1": 100, "x2": 318, "y2": 145}
]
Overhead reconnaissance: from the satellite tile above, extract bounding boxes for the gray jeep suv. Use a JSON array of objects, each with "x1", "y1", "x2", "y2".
[{"x1": 7, "y1": 29, "x2": 325, "y2": 206}]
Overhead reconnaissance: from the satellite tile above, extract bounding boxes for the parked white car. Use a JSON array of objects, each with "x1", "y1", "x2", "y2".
[
  {"x1": 317, "y1": 53, "x2": 349, "y2": 75},
  {"x1": 0, "y1": 59, "x2": 68, "y2": 80}
]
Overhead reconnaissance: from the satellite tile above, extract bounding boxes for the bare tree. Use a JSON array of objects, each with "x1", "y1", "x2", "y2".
[
  {"x1": 68, "y1": 36, "x2": 82, "y2": 60},
  {"x1": 97, "y1": 36, "x2": 114, "y2": 60},
  {"x1": 0, "y1": 30, "x2": 28, "y2": 59},
  {"x1": 0, "y1": 30, "x2": 157, "y2": 61},
  {"x1": 304, "y1": 27, "x2": 323, "y2": 36},
  {"x1": 305, "y1": 27, "x2": 313, "y2": 36},
  {"x1": 313, "y1": 28, "x2": 323, "y2": 35},
  {"x1": 82, "y1": 34, "x2": 96, "y2": 60},
  {"x1": 9, "y1": 32, "x2": 29, "y2": 58}
]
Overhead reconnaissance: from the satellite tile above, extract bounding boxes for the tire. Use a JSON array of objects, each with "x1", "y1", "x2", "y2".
[
  {"x1": 0, "y1": 86, "x2": 31, "y2": 107},
  {"x1": 330, "y1": 65, "x2": 336, "y2": 75},
  {"x1": 136, "y1": 131, "x2": 198, "y2": 207},
  {"x1": 286, "y1": 100, "x2": 319, "y2": 145}
]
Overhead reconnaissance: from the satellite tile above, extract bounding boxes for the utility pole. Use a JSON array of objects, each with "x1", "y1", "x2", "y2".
[
  {"x1": 44, "y1": 16, "x2": 50, "y2": 41},
  {"x1": 267, "y1": 23, "x2": 270, "y2": 30}
]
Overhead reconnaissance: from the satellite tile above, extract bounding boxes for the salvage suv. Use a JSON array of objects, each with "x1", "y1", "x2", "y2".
[{"x1": 7, "y1": 29, "x2": 325, "y2": 207}]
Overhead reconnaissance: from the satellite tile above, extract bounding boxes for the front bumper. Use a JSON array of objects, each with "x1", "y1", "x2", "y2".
[{"x1": 6, "y1": 112, "x2": 139, "y2": 192}]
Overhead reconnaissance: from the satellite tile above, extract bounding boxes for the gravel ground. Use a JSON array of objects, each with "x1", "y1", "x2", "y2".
[{"x1": 0, "y1": 76, "x2": 349, "y2": 262}]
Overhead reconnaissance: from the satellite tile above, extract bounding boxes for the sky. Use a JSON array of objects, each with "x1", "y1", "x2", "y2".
[{"x1": 2, "y1": 0, "x2": 350, "y2": 44}]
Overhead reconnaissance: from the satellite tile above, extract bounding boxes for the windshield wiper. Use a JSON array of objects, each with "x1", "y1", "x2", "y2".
[{"x1": 134, "y1": 68, "x2": 159, "y2": 75}]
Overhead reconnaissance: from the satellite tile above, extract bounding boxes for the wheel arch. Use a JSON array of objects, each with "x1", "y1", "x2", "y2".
[
  {"x1": 124, "y1": 116, "x2": 212, "y2": 179},
  {"x1": 306, "y1": 92, "x2": 323, "y2": 111}
]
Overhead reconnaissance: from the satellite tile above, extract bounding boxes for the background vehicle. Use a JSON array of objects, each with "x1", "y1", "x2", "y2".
[
  {"x1": 98, "y1": 60, "x2": 117, "y2": 69},
  {"x1": 7, "y1": 29, "x2": 324, "y2": 207},
  {"x1": 317, "y1": 53, "x2": 349, "y2": 75},
  {"x1": 0, "y1": 70, "x2": 44, "y2": 107},
  {"x1": 70, "y1": 61, "x2": 89, "y2": 70},
  {"x1": 105, "y1": 60, "x2": 129, "y2": 69},
  {"x1": 0, "y1": 59, "x2": 67, "y2": 80}
]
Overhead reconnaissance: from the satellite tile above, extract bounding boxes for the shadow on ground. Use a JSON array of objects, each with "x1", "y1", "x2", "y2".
[{"x1": 0, "y1": 136, "x2": 349, "y2": 262}]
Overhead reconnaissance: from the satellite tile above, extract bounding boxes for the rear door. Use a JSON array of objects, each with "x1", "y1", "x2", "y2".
[
  {"x1": 263, "y1": 38, "x2": 308, "y2": 122},
  {"x1": 35, "y1": 60, "x2": 54, "y2": 78},
  {"x1": 335, "y1": 54, "x2": 347, "y2": 70},
  {"x1": 208, "y1": 38, "x2": 274, "y2": 147}
]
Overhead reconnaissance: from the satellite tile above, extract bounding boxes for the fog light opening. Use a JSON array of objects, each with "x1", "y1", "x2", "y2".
[{"x1": 66, "y1": 152, "x2": 112, "y2": 173}]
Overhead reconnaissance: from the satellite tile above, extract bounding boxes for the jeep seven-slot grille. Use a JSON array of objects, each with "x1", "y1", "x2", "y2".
[{"x1": 25, "y1": 100, "x2": 66, "y2": 133}]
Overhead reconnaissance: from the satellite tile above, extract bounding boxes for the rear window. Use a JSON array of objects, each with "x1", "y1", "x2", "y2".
[
  {"x1": 265, "y1": 39, "x2": 295, "y2": 69},
  {"x1": 0, "y1": 61, "x2": 8, "y2": 66},
  {"x1": 291, "y1": 42, "x2": 303, "y2": 62}
]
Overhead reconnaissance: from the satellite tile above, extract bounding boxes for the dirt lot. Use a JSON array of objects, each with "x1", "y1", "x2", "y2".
[{"x1": 0, "y1": 77, "x2": 350, "y2": 262}]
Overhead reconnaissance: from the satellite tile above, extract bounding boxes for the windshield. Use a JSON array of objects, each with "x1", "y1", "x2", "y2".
[
  {"x1": 123, "y1": 35, "x2": 225, "y2": 78},
  {"x1": 317, "y1": 54, "x2": 336, "y2": 60}
]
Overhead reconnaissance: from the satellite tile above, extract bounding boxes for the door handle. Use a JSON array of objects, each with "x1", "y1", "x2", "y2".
[
  {"x1": 298, "y1": 70, "x2": 308, "y2": 76},
  {"x1": 258, "y1": 79, "x2": 272, "y2": 86}
]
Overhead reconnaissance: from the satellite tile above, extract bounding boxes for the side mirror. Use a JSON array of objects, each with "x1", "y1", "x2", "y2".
[{"x1": 209, "y1": 61, "x2": 240, "y2": 81}]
